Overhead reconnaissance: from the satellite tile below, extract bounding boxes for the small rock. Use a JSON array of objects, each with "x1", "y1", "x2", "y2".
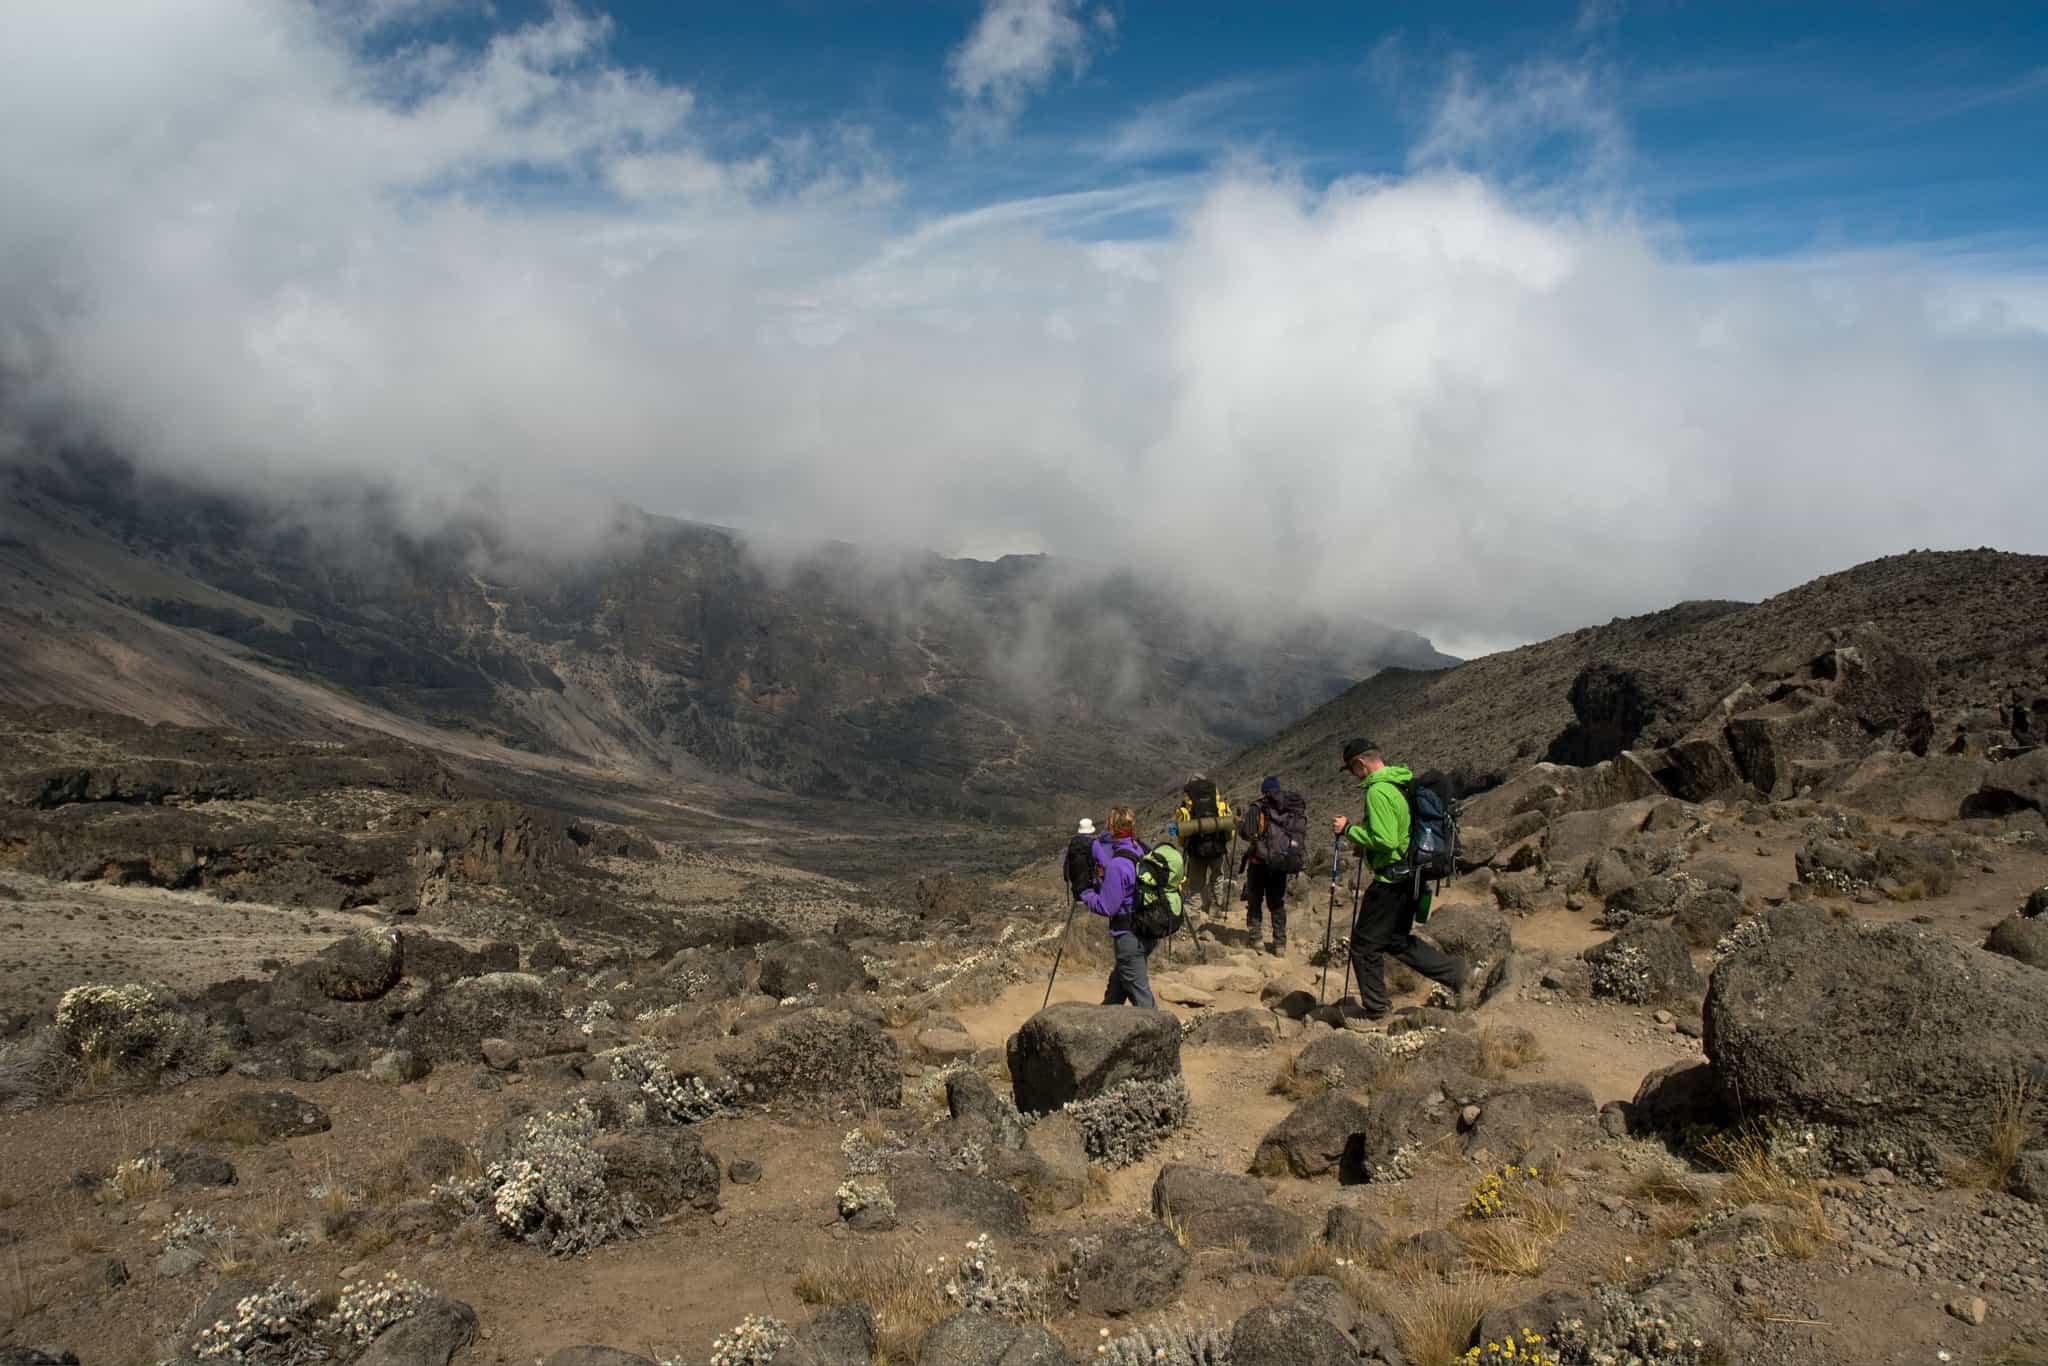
[
  {"x1": 479, "y1": 1038, "x2": 522, "y2": 1071},
  {"x1": 369, "y1": 1049, "x2": 430, "y2": 1084},
  {"x1": 1155, "y1": 982, "x2": 1216, "y2": 1008},
  {"x1": 727, "y1": 1158, "x2": 763, "y2": 1186},
  {"x1": 1866, "y1": 1168, "x2": 1897, "y2": 1186},
  {"x1": 1653, "y1": 1009, "x2": 1675, "y2": 1025},
  {"x1": 1599, "y1": 1194, "x2": 1628, "y2": 1214},
  {"x1": 155, "y1": 1246, "x2": 204, "y2": 1279},
  {"x1": 1459, "y1": 1105, "x2": 1482, "y2": 1129},
  {"x1": 1946, "y1": 1296, "x2": 1987, "y2": 1327},
  {"x1": 915, "y1": 1028, "x2": 979, "y2": 1061},
  {"x1": 1598, "y1": 1103, "x2": 1630, "y2": 1138}
]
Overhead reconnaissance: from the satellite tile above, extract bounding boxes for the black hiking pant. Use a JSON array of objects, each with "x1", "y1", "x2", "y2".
[
  {"x1": 1348, "y1": 877, "x2": 1464, "y2": 1017},
  {"x1": 1244, "y1": 862, "x2": 1288, "y2": 945}
]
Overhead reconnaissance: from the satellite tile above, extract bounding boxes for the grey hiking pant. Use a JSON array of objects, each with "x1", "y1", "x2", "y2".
[
  {"x1": 1185, "y1": 851, "x2": 1226, "y2": 912},
  {"x1": 1103, "y1": 930, "x2": 1158, "y2": 1008},
  {"x1": 1348, "y1": 878, "x2": 1463, "y2": 1017}
]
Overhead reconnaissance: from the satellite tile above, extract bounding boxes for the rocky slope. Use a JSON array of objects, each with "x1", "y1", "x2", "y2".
[
  {"x1": 0, "y1": 451, "x2": 1450, "y2": 821},
  {"x1": 1198, "y1": 549, "x2": 2048, "y2": 816}
]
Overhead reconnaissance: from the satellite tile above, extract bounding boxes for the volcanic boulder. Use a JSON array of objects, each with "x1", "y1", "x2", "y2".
[
  {"x1": 1704, "y1": 911, "x2": 2048, "y2": 1172},
  {"x1": 1005, "y1": 1004, "x2": 1181, "y2": 1115}
]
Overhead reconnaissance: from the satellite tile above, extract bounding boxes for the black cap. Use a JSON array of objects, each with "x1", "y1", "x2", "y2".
[{"x1": 1340, "y1": 738, "x2": 1379, "y2": 768}]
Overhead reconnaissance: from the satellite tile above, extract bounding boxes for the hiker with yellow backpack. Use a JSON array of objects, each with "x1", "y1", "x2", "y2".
[{"x1": 1171, "y1": 777, "x2": 1234, "y2": 924}]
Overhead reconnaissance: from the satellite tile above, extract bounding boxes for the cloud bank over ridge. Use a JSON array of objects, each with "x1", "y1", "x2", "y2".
[{"x1": 1, "y1": 1, "x2": 2044, "y2": 652}]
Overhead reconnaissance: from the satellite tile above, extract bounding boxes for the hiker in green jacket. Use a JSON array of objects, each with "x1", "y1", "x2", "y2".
[{"x1": 1331, "y1": 737, "x2": 1468, "y2": 1019}]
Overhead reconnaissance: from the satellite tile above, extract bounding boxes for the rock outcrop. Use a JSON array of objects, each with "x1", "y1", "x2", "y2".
[
  {"x1": 1005, "y1": 1004, "x2": 1182, "y2": 1115},
  {"x1": 1705, "y1": 910, "x2": 2048, "y2": 1173}
]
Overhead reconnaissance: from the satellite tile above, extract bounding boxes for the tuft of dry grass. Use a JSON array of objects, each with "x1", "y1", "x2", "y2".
[
  {"x1": 1260, "y1": 1242, "x2": 1352, "y2": 1282},
  {"x1": 1269, "y1": 1054, "x2": 1332, "y2": 1102},
  {"x1": 795, "y1": 1247, "x2": 949, "y2": 1365},
  {"x1": 1519, "y1": 1196, "x2": 1571, "y2": 1242},
  {"x1": 1458, "y1": 1198, "x2": 1571, "y2": 1278},
  {"x1": 207, "y1": 1242, "x2": 257, "y2": 1276},
  {"x1": 4, "y1": 1251, "x2": 52, "y2": 1332},
  {"x1": 1702, "y1": 1132, "x2": 1819, "y2": 1211},
  {"x1": 1384, "y1": 1271, "x2": 1513, "y2": 1365},
  {"x1": 1628, "y1": 1167, "x2": 1704, "y2": 1207},
  {"x1": 97, "y1": 1158, "x2": 174, "y2": 1208},
  {"x1": 1765, "y1": 1203, "x2": 1832, "y2": 1261},
  {"x1": 1476, "y1": 1027, "x2": 1544, "y2": 1079},
  {"x1": 1957, "y1": 1070, "x2": 2039, "y2": 1191}
]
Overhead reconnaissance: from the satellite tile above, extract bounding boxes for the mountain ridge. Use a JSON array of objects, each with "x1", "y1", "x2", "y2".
[
  {"x1": 1191, "y1": 547, "x2": 2048, "y2": 818},
  {"x1": 0, "y1": 449, "x2": 1452, "y2": 821}
]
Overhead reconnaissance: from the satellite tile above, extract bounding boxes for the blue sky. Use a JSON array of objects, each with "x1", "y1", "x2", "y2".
[
  {"x1": 412, "y1": 0, "x2": 2048, "y2": 262},
  {"x1": 4, "y1": 0, "x2": 2046, "y2": 652}
]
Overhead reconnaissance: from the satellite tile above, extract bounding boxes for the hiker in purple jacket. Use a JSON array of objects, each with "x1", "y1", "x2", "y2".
[{"x1": 1083, "y1": 805, "x2": 1157, "y2": 1008}]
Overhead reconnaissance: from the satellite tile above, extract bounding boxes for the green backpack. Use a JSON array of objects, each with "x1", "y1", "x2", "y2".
[{"x1": 1114, "y1": 843, "x2": 1187, "y2": 939}]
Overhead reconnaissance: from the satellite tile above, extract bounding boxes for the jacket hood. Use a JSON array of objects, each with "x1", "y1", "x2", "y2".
[{"x1": 1361, "y1": 764, "x2": 1414, "y2": 788}]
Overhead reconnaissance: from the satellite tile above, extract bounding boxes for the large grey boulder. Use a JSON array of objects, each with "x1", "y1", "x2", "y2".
[
  {"x1": 310, "y1": 928, "x2": 402, "y2": 1001},
  {"x1": 1252, "y1": 1093, "x2": 1369, "y2": 1180},
  {"x1": 1150, "y1": 1163, "x2": 1265, "y2": 1218},
  {"x1": 355, "y1": 1295, "x2": 478, "y2": 1366},
  {"x1": 593, "y1": 1129, "x2": 721, "y2": 1215},
  {"x1": 1970, "y1": 750, "x2": 2048, "y2": 816},
  {"x1": 1180, "y1": 1201, "x2": 1309, "y2": 1256},
  {"x1": 1986, "y1": 916, "x2": 2048, "y2": 970},
  {"x1": 1060, "y1": 1222, "x2": 1188, "y2": 1316},
  {"x1": 198, "y1": 1091, "x2": 331, "y2": 1143},
  {"x1": 1584, "y1": 921, "x2": 1701, "y2": 1004},
  {"x1": 1005, "y1": 1004, "x2": 1181, "y2": 1115},
  {"x1": 788, "y1": 1304, "x2": 875, "y2": 1366},
  {"x1": 919, "y1": 1314, "x2": 1074, "y2": 1365},
  {"x1": 884, "y1": 1155, "x2": 1029, "y2": 1235},
  {"x1": 1705, "y1": 912, "x2": 2048, "y2": 1173},
  {"x1": 1462, "y1": 1081, "x2": 1598, "y2": 1168},
  {"x1": 1228, "y1": 1303, "x2": 1356, "y2": 1366},
  {"x1": 1420, "y1": 904, "x2": 1513, "y2": 1003}
]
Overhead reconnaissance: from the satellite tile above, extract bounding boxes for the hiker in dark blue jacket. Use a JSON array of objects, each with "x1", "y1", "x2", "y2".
[{"x1": 1083, "y1": 805, "x2": 1157, "y2": 1008}]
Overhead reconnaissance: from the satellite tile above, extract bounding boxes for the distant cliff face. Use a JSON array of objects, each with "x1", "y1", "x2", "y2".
[{"x1": 0, "y1": 452, "x2": 1451, "y2": 819}]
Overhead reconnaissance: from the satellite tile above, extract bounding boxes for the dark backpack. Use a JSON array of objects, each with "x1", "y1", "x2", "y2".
[
  {"x1": 1113, "y1": 844, "x2": 1186, "y2": 939},
  {"x1": 1183, "y1": 779, "x2": 1222, "y2": 820},
  {"x1": 1252, "y1": 790, "x2": 1309, "y2": 874},
  {"x1": 1395, "y1": 779, "x2": 1458, "y2": 881},
  {"x1": 1063, "y1": 834, "x2": 1098, "y2": 898}
]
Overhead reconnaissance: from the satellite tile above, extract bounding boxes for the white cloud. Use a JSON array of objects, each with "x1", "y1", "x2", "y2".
[
  {"x1": 0, "y1": 3, "x2": 2044, "y2": 649},
  {"x1": 947, "y1": 0, "x2": 1112, "y2": 136},
  {"x1": 1413, "y1": 57, "x2": 1631, "y2": 184}
]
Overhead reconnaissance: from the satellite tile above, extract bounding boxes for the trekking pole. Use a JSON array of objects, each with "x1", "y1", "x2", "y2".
[
  {"x1": 1224, "y1": 832, "x2": 1236, "y2": 908},
  {"x1": 1338, "y1": 848, "x2": 1364, "y2": 1005},
  {"x1": 1043, "y1": 898, "x2": 1083, "y2": 1010},
  {"x1": 1318, "y1": 835, "x2": 1342, "y2": 1003}
]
